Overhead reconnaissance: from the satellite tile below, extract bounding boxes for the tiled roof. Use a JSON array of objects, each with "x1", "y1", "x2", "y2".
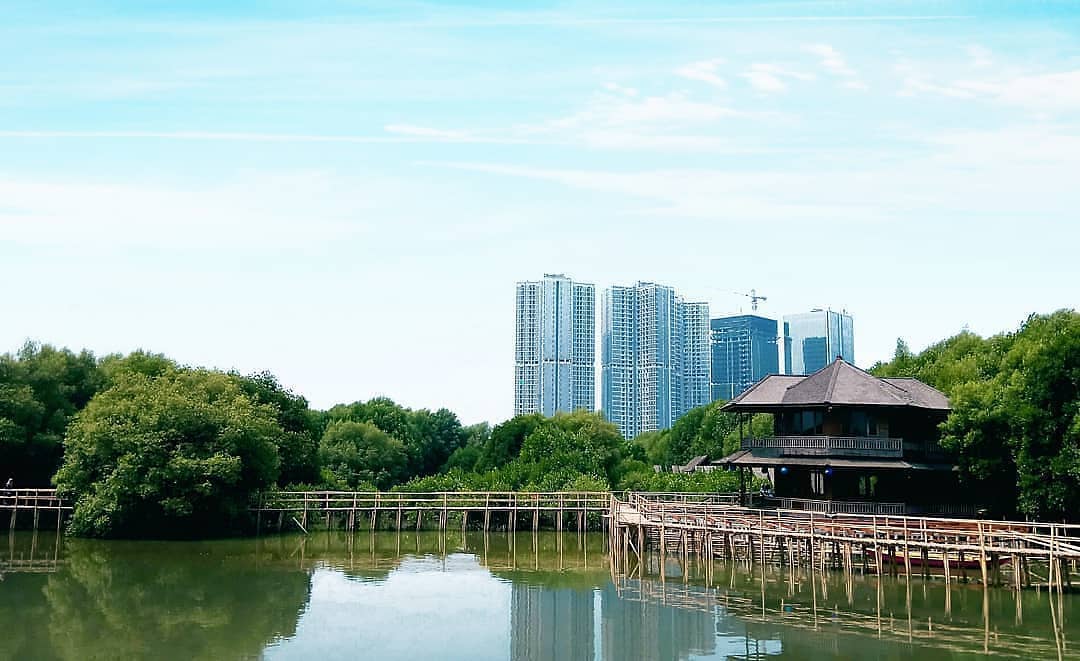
[{"x1": 721, "y1": 358, "x2": 950, "y2": 411}]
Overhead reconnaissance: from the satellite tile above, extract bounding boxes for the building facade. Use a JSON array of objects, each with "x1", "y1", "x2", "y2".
[
  {"x1": 782, "y1": 308, "x2": 854, "y2": 375},
  {"x1": 601, "y1": 282, "x2": 710, "y2": 439},
  {"x1": 709, "y1": 314, "x2": 780, "y2": 401},
  {"x1": 514, "y1": 274, "x2": 596, "y2": 416},
  {"x1": 718, "y1": 358, "x2": 961, "y2": 514}
]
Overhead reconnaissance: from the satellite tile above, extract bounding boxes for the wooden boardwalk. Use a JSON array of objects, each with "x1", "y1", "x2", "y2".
[
  {"x1": 610, "y1": 493, "x2": 1080, "y2": 592},
  {"x1": 255, "y1": 491, "x2": 611, "y2": 535},
  {"x1": 2, "y1": 489, "x2": 70, "y2": 532}
]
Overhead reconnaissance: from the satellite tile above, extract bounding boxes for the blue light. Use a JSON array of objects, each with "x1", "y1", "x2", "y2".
[
  {"x1": 779, "y1": 466, "x2": 788, "y2": 475},
  {"x1": 824, "y1": 467, "x2": 833, "y2": 476}
]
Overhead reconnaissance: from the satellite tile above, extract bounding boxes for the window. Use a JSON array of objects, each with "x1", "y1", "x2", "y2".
[
  {"x1": 810, "y1": 471, "x2": 826, "y2": 496},
  {"x1": 858, "y1": 475, "x2": 878, "y2": 498}
]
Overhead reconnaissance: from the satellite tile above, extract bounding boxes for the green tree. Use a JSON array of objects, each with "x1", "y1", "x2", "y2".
[
  {"x1": 0, "y1": 342, "x2": 102, "y2": 486},
  {"x1": 319, "y1": 420, "x2": 408, "y2": 490},
  {"x1": 54, "y1": 369, "x2": 284, "y2": 537},
  {"x1": 874, "y1": 310, "x2": 1080, "y2": 519},
  {"x1": 232, "y1": 371, "x2": 320, "y2": 485},
  {"x1": 475, "y1": 413, "x2": 544, "y2": 472},
  {"x1": 407, "y1": 408, "x2": 466, "y2": 476},
  {"x1": 632, "y1": 430, "x2": 671, "y2": 467}
]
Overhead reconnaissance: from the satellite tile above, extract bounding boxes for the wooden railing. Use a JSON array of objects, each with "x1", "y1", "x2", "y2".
[
  {"x1": 741, "y1": 436, "x2": 904, "y2": 457},
  {"x1": 256, "y1": 490, "x2": 611, "y2": 513},
  {"x1": 0, "y1": 488, "x2": 70, "y2": 511},
  {"x1": 766, "y1": 496, "x2": 906, "y2": 515},
  {"x1": 628, "y1": 492, "x2": 741, "y2": 506},
  {"x1": 615, "y1": 492, "x2": 1080, "y2": 561}
]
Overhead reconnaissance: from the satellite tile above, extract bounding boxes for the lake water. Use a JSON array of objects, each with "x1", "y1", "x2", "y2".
[{"x1": 1, "y1": 530, "x2": 1075, "y2": 660}]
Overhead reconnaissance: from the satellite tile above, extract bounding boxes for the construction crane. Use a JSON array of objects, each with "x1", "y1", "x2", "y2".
[{"x1": 734, "y1": 289, "x2": 767, "y2": 311}]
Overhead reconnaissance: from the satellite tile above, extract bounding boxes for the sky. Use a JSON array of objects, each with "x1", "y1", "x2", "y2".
[{"x1": 2, "y1": 0, "x2": 1078, "y2": 424}]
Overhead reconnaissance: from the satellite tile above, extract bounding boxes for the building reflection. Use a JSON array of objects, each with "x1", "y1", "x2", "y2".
[{"x1": 510, "y1": 579, "x2": 783, "y2": 660}]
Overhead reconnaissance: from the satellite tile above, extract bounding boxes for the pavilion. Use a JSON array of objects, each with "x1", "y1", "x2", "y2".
[{"x1": 716, "y1": 357, "x2": 972, "y2": 515}]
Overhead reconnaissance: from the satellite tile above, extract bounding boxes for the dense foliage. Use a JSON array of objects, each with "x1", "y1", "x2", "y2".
[
  {"x1": 630, "y1": 405, "x2": 772, "y2": 468},
  {"x1": 872, "y1": 310, "x2": 1079, "y2": 519},
  {"x1": 55, "y1": 369, "x2": 287, "y2": 537},
  {"x1": 319, "y1": 420, "x2": 407, "y2": 489},
  {"x1": 0, "y1": 343, "x2": 102, "y2": 486},
  {"x1": 395, "y1": 409, "x2": 743, "y2": 493},
  {"x1": 5, "y1": 309, "x2": 1076, "y2": 536}
]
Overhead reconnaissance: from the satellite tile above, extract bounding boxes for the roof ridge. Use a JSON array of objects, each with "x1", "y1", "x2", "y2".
[{"x1": 823, "y1": 359, "x2": 843, "y2": 403}]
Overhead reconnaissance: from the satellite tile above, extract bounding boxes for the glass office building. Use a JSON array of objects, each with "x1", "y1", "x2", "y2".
[
  {"x1": 782, "y1": 309, "x2": 855, "y2": 375},
  {"x1": 514, "y1": 274, "x2": 595, "y2": 416},
  {"x1": 709, "y1": 314, "x2": 780, "y2": 401},
  {"x1": 601, "y1": 282, "x2": 710, "y2": 439}
]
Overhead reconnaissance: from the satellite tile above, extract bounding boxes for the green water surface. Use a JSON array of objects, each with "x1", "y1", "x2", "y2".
[{"x1": 0, "y1": 530, "x2": 1075, "y2": 660}]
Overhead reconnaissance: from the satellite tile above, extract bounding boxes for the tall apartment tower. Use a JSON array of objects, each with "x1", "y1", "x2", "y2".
[
  {"x1": 601, "y1": 282, "x2": 710, "y2": 439},
  {"x1": 710, "y1": 315, "x2": 780, "y2": 401},
  {"x1": 514, "y1": 274, "x2": 596, "y2": 416},
  {"x1": 783, "y1": 308, "x2": 855, "y2": 375}
]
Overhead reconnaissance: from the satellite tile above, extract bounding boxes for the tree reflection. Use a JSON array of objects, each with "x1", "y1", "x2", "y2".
[{"x1": 40, "y1": 539, "x2": 310, "y2": 660}]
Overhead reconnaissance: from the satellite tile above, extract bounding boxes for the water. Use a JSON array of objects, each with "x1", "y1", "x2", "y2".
[{"x1": 1, "y1": 530, "x2": 1075, "y2": 660}]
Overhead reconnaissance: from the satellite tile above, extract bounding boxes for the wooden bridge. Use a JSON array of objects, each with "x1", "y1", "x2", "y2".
[
  {"x1": 255, "y1": 491, "x2": 611, "y2": 535},
  {"x1": 2, "y1": 489, "x2": 70, "y2": 532},
  {"x1": 610, "y1": 492, "x2": 1080, "y2": 592}
]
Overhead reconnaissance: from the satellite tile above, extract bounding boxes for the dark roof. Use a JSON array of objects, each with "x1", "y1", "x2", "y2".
[
  {"x1": 721, "y1": 358, "x2": 950, "y2": 412},
  {"x1": 714, "y1": 449, "x2": 955, "y2": 471}
]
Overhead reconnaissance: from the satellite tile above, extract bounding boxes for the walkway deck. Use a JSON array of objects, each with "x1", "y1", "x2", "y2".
[{"x1": 610, "y1": 493, "x2": 1080, "y2": 590}]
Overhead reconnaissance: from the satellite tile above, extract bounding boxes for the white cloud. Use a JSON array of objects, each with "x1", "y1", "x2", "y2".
[
  {"x1": 675, "y1": 58, "x2": 727, "y2": 88},
  {"x1": 603, "y1": 82, "x2": 639, "y2": 96},
  {"x1": 0, "y1": 130, "x2": 409, "y2": 143},
  {"x1": 896, "y1": 63, "x2": 1080, "y2": 111},
  {"x1": 805, "y1": 44, "x2": 856, "y2": 77},
  {"x1": 435, "y1": 122, "x2": 1080, "y2": 221},
  {"x1": 383, "y1": 123, "x2": 469, "y2": 140},
  {"x1": 543, "y1": 89, "x2": 742, "y2": 131},
  {"x1": 967, "y1": 45, "x2": 993, "y2": 68},
  {"x1": 741, "y1": 63, "x2": 814, "y2": 92},
  {"x1": 0, "y1": 171, "x2": 382, "y2": 249},
  {"x1": 963, "y1": 70, "x2": 1080, "y2": 111}
]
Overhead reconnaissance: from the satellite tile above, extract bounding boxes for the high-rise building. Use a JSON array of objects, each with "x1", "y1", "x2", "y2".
[
  {"x1": 681, "y1": 302, "x2": 712, "y2": 413},
  {"x1": 511, "y1": 584, "x2": 594, "y2": 660},
  {"x1": 783, "y1": 308, "x2": 854, "y2": 375},
  {"x1": 514, "y1": 274, "x2": 596, "y2": 416},
  {"x1": 710, "y1": 314, "x2": 780, "y2": 401},
  {"x1": 601, "y1": 282, "x2": 710, "y2": 439}
]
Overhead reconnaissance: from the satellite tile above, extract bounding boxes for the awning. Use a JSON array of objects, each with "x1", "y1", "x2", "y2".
[{"x1": 713, "y1": 449, "x2": 955, "y2": 471}]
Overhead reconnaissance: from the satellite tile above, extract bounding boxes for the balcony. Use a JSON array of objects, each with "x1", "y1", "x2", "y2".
[{"x1": 740, "y1": 436, "x2": 903, "y2": 458}]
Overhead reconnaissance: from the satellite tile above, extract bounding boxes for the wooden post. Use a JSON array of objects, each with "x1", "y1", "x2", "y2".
[
  {"x1": 977, "y1": 521, "x2": 989, "y2": 587},
  {"x1": 902, "y1": 518, "x2": 911, "y2": 577}
]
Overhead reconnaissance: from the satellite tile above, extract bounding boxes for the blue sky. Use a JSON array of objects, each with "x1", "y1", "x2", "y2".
[{"x1": 2, "y1": 0, "x2": 1078, "y2": 424}]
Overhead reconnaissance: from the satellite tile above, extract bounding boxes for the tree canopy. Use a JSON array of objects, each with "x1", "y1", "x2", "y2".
[
  {"x1": 55, "y1": 368, "x2": 286, "y2": 537},
  {"x1": 872, "y1": 309, "x2": 1079, "y2": 519}
]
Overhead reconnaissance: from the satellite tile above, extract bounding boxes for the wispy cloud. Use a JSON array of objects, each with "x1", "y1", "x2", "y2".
[
  {"x1": 0, "y1": 171, "x2": 377, "y2": 250},
  {"x1": 805, "y1": 44, "x2": 856, "y2": 77},
  {"x1": 675, "y1": 58, "x2": 727, "y2": 88},
  {"x1": 0, "y1": 130, "x2": 415, "y2": 143},
  {"x1": 741, "y1": 63, "x2": 814, "y2": 92},
  {"x1": 967, "y1": 45, "x2": 993, "y2": 68},
  {"x1": 896, "y1": 64, "x2": 1080, "y2": 112},
  {"x1": 383, "y1": 124, "x2": 471, "y2": 140},
  {"x1": 0, "y1": 128, "x2": 537, "y2": 145}
]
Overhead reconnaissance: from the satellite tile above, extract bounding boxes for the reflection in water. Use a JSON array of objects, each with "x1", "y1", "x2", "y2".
[{"x1": 0, "y1": 530, "x2": 1075, "y2": 660}]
